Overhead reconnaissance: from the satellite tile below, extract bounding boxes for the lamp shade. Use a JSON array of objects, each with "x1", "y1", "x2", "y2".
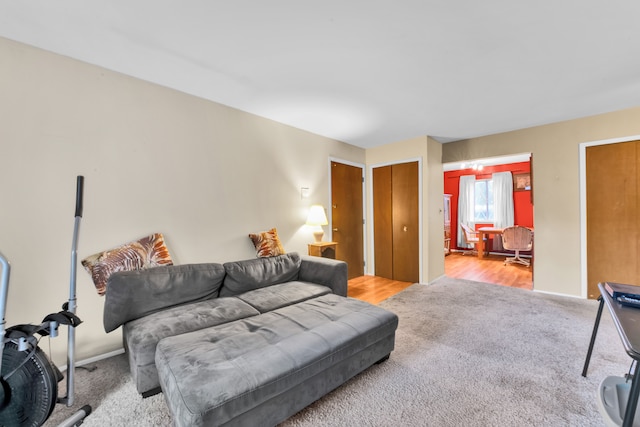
[{"x1": 306, "y1": 205, "x2": 328, "y2": 226}]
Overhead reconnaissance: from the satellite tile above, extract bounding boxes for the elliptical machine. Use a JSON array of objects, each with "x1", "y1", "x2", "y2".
[{"x1": 0, "y1": 176, "x2": 91, "y2": 426}]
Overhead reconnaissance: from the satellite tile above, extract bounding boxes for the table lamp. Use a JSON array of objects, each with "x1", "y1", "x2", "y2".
[{"x1": 306, "y1": 205, "x2": 329, "y2": 243}]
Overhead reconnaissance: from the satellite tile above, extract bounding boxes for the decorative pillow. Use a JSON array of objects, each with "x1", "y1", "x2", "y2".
[
  {"x1": 81, "y1": 233, "x2": 173, "y2": 296},
  {"x1": 248, "y1": 227, "x2": 286, "y2": 258}
]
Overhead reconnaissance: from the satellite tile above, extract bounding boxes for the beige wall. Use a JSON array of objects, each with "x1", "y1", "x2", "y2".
[
  {"x1": 365, "y1": 136, "x2": 445, "y2": 284},
  {"x1": 0, "y1": 37, "x2": 365, "y2": 365},
  {"x1": 6, "y1": 32, "x2": 637, "y2": 366},
  {"x1": 442, "y1": 107, "x2": 640, "y2": 297}
]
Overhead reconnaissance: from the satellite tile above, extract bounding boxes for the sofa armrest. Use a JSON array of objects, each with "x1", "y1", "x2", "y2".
[{"x1": 298, "y1": 256, "x2": 348, "y2": 296}]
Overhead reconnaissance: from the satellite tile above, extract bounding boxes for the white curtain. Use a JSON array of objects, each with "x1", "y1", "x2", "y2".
[
  {"x1": 492, "y1": 171, "x2": 514, "y2": 228},
  {"x1": 457, "y1": 175, "x2": 476, "y2": 248}
]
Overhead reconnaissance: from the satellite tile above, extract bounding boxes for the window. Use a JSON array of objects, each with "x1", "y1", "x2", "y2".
[{"x1": 474, "y1": 179, "x2": 494, "y2": 221}]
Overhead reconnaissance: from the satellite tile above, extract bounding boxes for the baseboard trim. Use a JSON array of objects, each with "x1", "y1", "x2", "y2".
[
  {"x1": 428, "y1": 274, "x2": 447, "y2": 285},
  {"x1": 533, "y1": 289, "x2": 584, "y2": 299},
  {"x1": 58, "y1": 348, "x2": 125, "y2": 372}
]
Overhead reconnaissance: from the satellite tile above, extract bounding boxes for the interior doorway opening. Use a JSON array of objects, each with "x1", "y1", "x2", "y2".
[{"x1": 443, "y1": 153, "x2": 533, "y2": 290}]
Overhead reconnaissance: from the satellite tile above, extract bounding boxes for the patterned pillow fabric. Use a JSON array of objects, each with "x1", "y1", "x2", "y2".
[
  {"x1": 82, "y1": 233, "x2": 173, "y2": 296},
  {"x1": 248, "y1": 227, "x2": 286, "y2": 258}
]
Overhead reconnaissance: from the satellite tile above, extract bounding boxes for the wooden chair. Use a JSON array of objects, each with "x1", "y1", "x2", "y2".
[
  {"x1": 460, "y1": 223, "x2": 488, "y2": 256},
  {"x1": 501, "y1": 226, "x2": 533, "y2": 267}
]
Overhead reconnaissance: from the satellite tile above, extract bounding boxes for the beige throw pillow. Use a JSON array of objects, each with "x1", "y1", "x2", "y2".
[
  {"x1": 249, "y1": 227, "x2": 286, "y2": 258},
  {"x1": 82, "y1": 233, "x2": 173, "y2": 296}
]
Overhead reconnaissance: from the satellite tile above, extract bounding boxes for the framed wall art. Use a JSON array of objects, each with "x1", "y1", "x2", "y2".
[{"x1": 513, "y1": 172, "x2": 531, "y2": 192}]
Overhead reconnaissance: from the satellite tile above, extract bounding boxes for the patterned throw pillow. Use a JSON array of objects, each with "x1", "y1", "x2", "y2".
[
  {"x1": 248, "y1": 227, "x2": 286, "y2": 258},
  {"x1": 82, "y1": 233, "x2": 173, "y2": 296}
]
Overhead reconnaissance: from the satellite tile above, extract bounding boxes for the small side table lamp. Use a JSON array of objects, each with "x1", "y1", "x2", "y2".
[{"x1": 306, "y1": 205, "x2": 329, "y2": 243}]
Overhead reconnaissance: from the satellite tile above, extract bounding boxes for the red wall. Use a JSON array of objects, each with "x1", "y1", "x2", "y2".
[{"x1": 444, "y1": 161, "x2": 533, "y2": 250}]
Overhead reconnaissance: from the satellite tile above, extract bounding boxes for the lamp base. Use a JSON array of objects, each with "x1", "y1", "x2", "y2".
[{"x1": 312, "y1": 230, "x2": 324, "y2": 243}]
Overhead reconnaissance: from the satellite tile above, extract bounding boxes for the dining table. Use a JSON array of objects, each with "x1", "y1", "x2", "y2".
[{"x1": 477, "y1": 227, "x2": 504, "y2": 259}]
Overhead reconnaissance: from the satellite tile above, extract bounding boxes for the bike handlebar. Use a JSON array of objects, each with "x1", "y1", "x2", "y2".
[{"x1": 74, "y1": 176, "x2": 84, "y2": 218}]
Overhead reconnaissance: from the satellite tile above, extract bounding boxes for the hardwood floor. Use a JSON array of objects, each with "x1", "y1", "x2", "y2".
[
  {"x1": 348, "y1": 252, "x2": 532, "y2": 304},
  {"x1": 347, "y1": 275, "x2": 414, "y2": 305},
  {"x1": 445, "y1": 252, "x2": 533, "y2": 290}
]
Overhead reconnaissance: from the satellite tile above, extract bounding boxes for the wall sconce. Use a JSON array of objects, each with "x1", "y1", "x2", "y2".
[{"x1": 306, "y1": 205, "x2": 329, "y2": 242}]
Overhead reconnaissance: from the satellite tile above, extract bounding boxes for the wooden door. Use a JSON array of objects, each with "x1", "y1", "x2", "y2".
[
  {"x1": 331, "y1": 161, "x2": 364, "y2": 279},
  {"x1": 586, "y1": 141, "x2": 640, "y2": 298},
  {"x1": 392, "y1": 162, "x2": 419, "y2": 282},
  {"x1": 373, "y1": 166, "x2": 393, "y2": 279},
  {"x1": 372, "y1": 161, "x2": 419, "y2": 282}
]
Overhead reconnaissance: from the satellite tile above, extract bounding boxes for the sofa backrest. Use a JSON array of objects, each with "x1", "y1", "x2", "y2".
[
  {"x1": 103, "y1": 263, "x2": 225, "y2": 333},
  {"x1": 220, "y1": 252, "x2": 301, "y2": 297}
]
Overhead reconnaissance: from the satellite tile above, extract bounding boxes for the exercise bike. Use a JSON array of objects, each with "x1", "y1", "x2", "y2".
[{"x1": 0, "y1": 176, "x2": 91, "y2": 426}]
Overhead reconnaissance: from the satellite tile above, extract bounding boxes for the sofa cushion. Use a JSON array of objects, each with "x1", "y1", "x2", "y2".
[
  {"x1": 235, "y1": 281, "x2": 332, "y2": 313},
  {"x1": 220, "y1": 252, "x2": 301, "y2": 297},
  {"x1": 124, "y1": 296, "x2": 260, "y2": 395},
  {"x1": 104, "y1": 263, "x2": 226, "y2": 333}
]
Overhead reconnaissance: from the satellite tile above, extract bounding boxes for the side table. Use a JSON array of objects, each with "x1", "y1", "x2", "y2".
[{"x1": 308, "y1": 242, "x2": 337, "y2": 259}]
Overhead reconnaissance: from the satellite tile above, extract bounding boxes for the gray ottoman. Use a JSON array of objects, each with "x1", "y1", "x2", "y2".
[{"x1": 155, "y1": 294, "x2": 398, "y2": 427}]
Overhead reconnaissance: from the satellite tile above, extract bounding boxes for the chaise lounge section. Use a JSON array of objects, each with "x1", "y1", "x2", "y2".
[{"x1": 156, "y1": 294, "x2": 397, "y2": 426}]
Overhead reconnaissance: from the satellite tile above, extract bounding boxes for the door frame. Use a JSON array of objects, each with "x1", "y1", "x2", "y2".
[
  {"x1": 368, "y1": 157, "x2": 423, "y2": 283},
  {"x1": 328, "y1": 157, "x2": 366, "y2": 274},
  {"x1": 579, "y1": 134, "x2": 640, "y2": 298}
]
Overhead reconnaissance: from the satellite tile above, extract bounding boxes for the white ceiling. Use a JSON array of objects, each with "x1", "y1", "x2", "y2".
[{"x1": 2, "y1": 1, "x2": 640, "y2": 148}]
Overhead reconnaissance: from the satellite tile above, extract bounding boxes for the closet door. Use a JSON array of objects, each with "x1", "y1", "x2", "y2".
[
  {"x1": 373, "y1": 161, "x2": 419, "y2": 282},
  {"x1": 586, "y1": 141, "x2": 640, "y2": 298},
  {"x1": 392, "y1": 162, "x2": 419, "y2": 282},
  {"x1": 373, "y1": 166, "x2": 393, "y2": 279}
]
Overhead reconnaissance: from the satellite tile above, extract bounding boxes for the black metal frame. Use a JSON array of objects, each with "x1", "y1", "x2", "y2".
[{"x1": 583, "y1": 284, "x2": 640, "y2": 427}]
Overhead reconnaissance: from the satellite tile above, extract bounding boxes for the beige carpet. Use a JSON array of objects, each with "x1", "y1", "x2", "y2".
[{"x1": 44, "y1": 277, "x2": 629, "y2": 426}]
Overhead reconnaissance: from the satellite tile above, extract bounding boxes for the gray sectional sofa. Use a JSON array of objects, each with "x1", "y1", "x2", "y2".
[{"x1": 103, "y1": 252, "x2": 398, "y2": 427}]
